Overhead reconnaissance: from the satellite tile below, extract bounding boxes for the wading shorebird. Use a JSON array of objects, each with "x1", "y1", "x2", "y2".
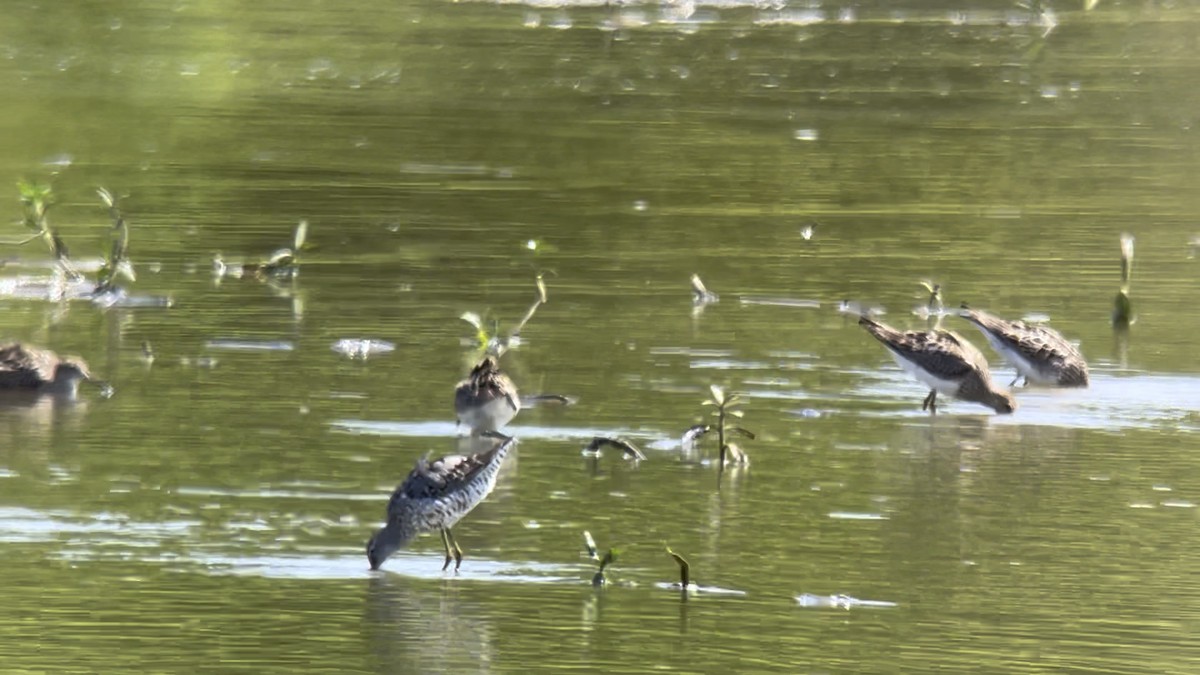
[
  {"x1": 367, "y1": 433, "x2": 518, "y2": 571},
  {"x1": 858, "y1": 316, "x2": 1016, "y2": 415},
  {"x1": 0, "y1": 343, "x2": 92, "y2": 397},
  {"x1": 958, "y1": 305, "x2": 1089, "y2": 387},
  {"x1": 454, "y1": 357, "x2": 520, "y2": 435}
]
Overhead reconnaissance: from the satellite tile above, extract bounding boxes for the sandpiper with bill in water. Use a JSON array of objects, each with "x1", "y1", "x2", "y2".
[
  {"x1": 957, "y1": 305, "x2": 1089, "y2": 387},
  {"x1": 0, "y1": 343, "x2": 93, "y2": 398},
  {"x1": 857, "y1": 316, "x2": 1016, "y2": 415},
  {"x1": 454, "y1": 356, "x2": 520, "y2": 435},
  {"x1": 366, "y1": 433, "x2": 518, "y2": 571}
]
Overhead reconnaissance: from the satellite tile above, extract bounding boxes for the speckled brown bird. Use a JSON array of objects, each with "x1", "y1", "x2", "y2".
[
  {"x1": 0, "y1": 343, "x2": 91, "y2": 397},
  {"x1": 367, "y1": 434, "x2": 517, "y2": 571},
  {"x1": 958, "y1": 306, "x2": 1089, "y2": 387},
  {"x1": 453, "y1": 357, "x2": 520, "y2": 435},
  {"x1": 858, "y1": 316, "x2": 1016, "y2": 415}
]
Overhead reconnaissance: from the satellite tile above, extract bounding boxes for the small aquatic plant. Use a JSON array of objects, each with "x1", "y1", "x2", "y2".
[
  {"x1": 913, "y1": 281, "x2": 944, "y2": 328},
  {"x1": 9, "y1": 180, "x2": 79, "y2": 279},
  {"x1": 256, "y1": 220, "x2": 308, "y2": 278},
  {"x1": 919, "y1": 281, "x2": 942, "y2": 313},
  {"x1": 583, "y1": 531, "x2": 619, "y2": 587},
  {"x1": 691, "y1": 274, "x2": 718, "y2": 306},
  {"x1": 694, "y1": 385, "x2": 755, "y2": 467},
  {"x1": 666, "y1": 545, "x2": 691, "y2": 588},
  {"x1": 461, "y1": 272, "x2": 548, "y2": 356},
  {"x1": 1113, "y1": 233, "x2": 1134, "y2": 327},
  {"x1": 94, "y1": 187, "x2": 135, "y2": 294},
  {"x1": 582, "y1": 436, "x2": 646, "y2": 461}
]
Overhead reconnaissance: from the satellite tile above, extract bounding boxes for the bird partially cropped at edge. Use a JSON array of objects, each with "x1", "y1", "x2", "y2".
[
  {"x1": 957, "y1": 305, "x2": 1089, "y2": 387},
  {"x1": 367, "y1": 433, "x2": 518, "y2": 572},
  {"x1": 0, "y1": 343, "x2": 92, "y2": 397},
  {"x1": 857, "y1": 316, "x2": 1016, "y2": 415},
  {"x1": 454, "y1": 356, "x2": 520, "y2": 435}
]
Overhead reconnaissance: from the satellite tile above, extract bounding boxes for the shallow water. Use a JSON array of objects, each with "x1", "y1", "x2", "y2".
[{"x1": 2, "y1": 0, "x2": 1200, "y2": 672}]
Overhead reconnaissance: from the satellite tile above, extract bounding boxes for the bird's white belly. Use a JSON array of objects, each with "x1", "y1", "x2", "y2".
[
  {"x1": 458, "y1": 397, "x2": 517, "y2": 432},
  {"x1": 890, "y1": 351, "x2": 960, "y2": 395},
  {"x1": 981, "y1": 334, "x2": 1054, "y2": 384}
]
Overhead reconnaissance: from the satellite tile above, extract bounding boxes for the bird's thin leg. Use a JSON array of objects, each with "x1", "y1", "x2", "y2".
[
  {"x1": 440, "y1": 529, "x2": 454, "y2": 571},
  {"x1": 445, "y1": 527, "x2": 464, "y2": 571},
  {"x1": 922, "y1": 390, "x2": 938, "y2": 415},
  {"x1": 1009, "y1": 373, "x2": 1021, "y2": 387},
  {"x1": 922, "y1": 390, "x2": 934, "y2": 411}
]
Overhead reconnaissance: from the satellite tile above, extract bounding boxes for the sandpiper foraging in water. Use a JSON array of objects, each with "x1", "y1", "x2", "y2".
[
  {"x1": 958, "y1": 305, "x2": 1089, "y2": 387},
  {"x1": 857, "y1": 316, "x2": 1016, "y2": 415},
  {"x1": 454, "y1": 356, "x2": 520, "y2": 435},
  {"x1": 0, "y1": 343, "x2": 93, "y2": 397},
  {"x1": 366, "y1": 433, "x2": 518, "y2": 571}
]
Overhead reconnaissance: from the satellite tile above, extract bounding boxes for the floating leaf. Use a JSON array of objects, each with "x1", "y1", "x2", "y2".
[
  {"x1": 459, "y1": 312, "x2": 483, "y2": 331},
  {"x1": 1119, "y1": 233, "x2": 1135, "y2": 288},
  {"x1": 681, "y1": 425, "x2": 710, "y2": 446},
  {"x1": 730, "y1": 426, "x2": 756, "y2": 440},
  {"x1": 294, "y1": 219, "x2": 308, "y2": 251},
  {"x1": 666, "y1": 546, "x2": 690, "y2": 587},
  {"x1": 584, "y1": 437, "x2": 646, "y2": 461},
  {"x1": 723, "y1": 443, "x2": 749, "y2": 465},
  {"x1": 115, "y1": 259, "x2": 136, "y2": 282},
  {"x1": 583, "y1": 531, "x2": 599, "y2": 560}
]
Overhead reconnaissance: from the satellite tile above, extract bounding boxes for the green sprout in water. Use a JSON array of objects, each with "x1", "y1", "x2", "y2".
[
  {"x1": 919, "y1": 280, "x2": 942, "y2": 314},
  {"x1": 583, "y1": 531, "x2": 619, "y2": 587},
  {"x1": 1113, "y1": 233, "x2": 1134, "y2": 327},
  {"x1": 916, "y1": 280, "x2": 944, "y2": 329},
  {"x1": 665, "y1": 545, "x2": 691, "y2": 589},
  {"x1": 460, "y1": 272, "x2": 549, "y2": 357},
  {"x1": 698, "y1": 385, "x2": 755, "y2": 468},
  {"x1": 94, "y1": 187, "x2": 136, "y2": 294},
  {"x1": 459, "y1": 311, "x2": 495, "y2": 352},
  {"x1": 256, "y1": 220, "x2": 308, "y2": 278},
  {"x1": 11, "y1": 180, "x2": 79, "y2": 279}
]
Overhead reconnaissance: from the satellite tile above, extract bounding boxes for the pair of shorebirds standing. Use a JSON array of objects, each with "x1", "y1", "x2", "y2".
[
  {"x1": 858, "y1": 305, "x2": 1089, "y2": 415},
  {"x1": 367, "y1": 356, "x2": 521, "y2": 571}
]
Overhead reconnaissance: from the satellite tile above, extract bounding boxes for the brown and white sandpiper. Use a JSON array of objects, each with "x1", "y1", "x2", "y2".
[
  {"x1": 858, "y1": 316, "x2": 1016, "y2": 415},
  {"x1": 453, "y1": 357, "x2": 520, "y2": 435},
  {"x1": 958, "y1": 305, "x2": 1089, "y2": 387}
]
